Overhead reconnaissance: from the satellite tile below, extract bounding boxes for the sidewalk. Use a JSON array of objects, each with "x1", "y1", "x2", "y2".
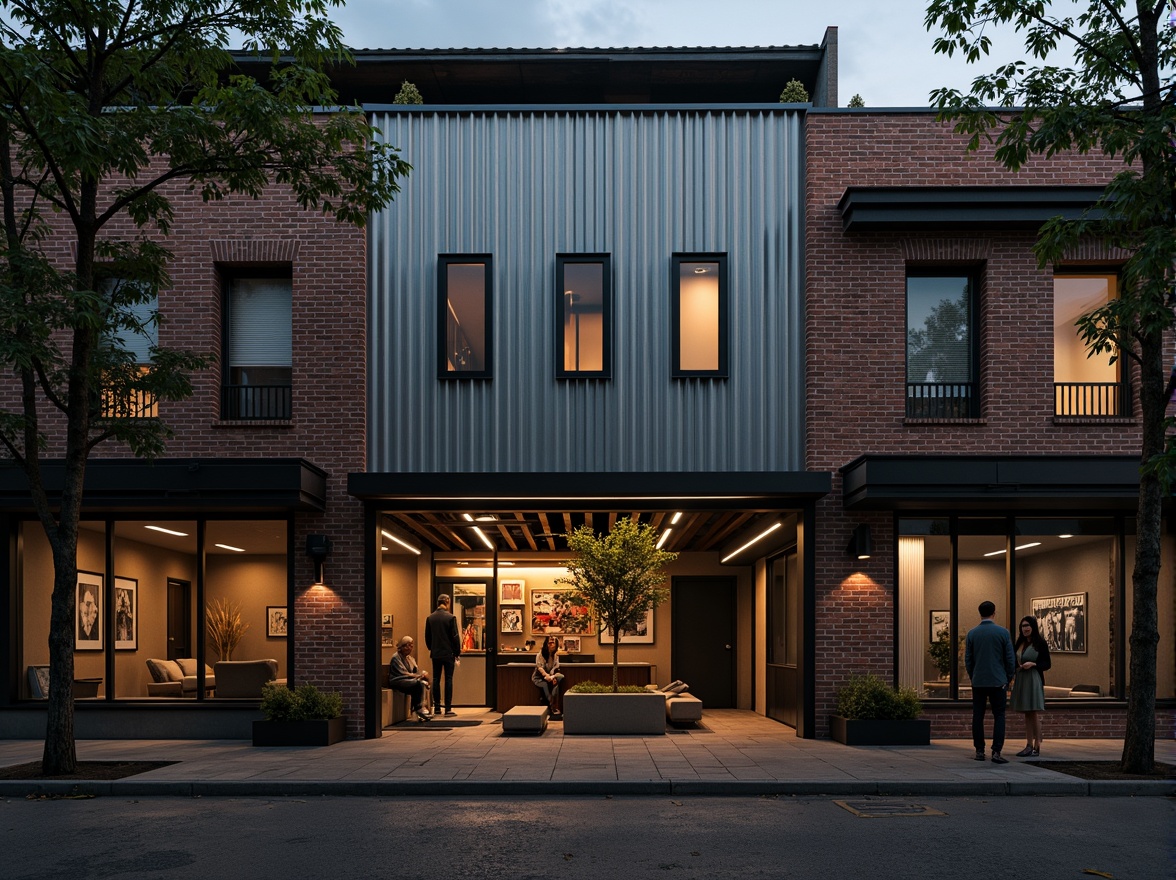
[{"x1": 2, "y1": 709, "x2": 1172, "y2": 798}]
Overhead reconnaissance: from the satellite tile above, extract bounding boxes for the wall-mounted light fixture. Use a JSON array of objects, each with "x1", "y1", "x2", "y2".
[
  {"x1": 306, "y1": 534, "x2": 332, "y2": 584},
  {"x1": 846, "y1": 524, "x2": 872, "y2": 560}
]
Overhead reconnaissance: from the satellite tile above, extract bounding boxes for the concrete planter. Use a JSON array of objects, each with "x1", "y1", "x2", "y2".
[
  {"x1": 563, "y1": 692, "x2": 666, "y2": 735},
  {"x1": 252, "y1": 716, "x2": 346, "y2": 747},
  {"x1": 828, "y1": 715, "x2": 931, "y2": 746}
]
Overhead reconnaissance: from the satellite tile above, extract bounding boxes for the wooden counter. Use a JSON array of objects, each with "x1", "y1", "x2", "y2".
[{"x1": 495, "y1": 662, "x2": 653, "y2": 712}]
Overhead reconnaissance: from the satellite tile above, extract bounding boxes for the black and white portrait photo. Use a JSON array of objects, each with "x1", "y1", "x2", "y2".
[
  {"x1": 1030, "y1": 592, "x2": 1087, "y2": 654},
  {"x1": 75, "y1": 571, "x2": 103, "y2": 650},
  {"x1": 114, "y1": 577, "x2": 137, "y2": 650}
]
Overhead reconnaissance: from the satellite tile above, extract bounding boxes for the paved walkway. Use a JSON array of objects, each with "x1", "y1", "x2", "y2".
[{"x1": 1, "y1": 710, "x2": 1172, "y2": 797}]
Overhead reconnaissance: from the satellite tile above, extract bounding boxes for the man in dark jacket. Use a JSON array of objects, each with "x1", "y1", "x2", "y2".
[
  {"x1": 964, "y1": 600, "x2": 1016, "y2": 764},
  {"x1": 425, "y1": 594, "x2": 461, "y2": 717}
]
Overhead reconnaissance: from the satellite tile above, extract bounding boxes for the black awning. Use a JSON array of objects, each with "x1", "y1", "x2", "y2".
[
  {"x1": 840, "y1": 455, "x2": 1141, "y2": 511},
  {"x1": 0, "y1": 458, "x2": 327, "y2": 512},
  {"x1": 837, "y1": 186, "x2": 1107, "y2": 233}
]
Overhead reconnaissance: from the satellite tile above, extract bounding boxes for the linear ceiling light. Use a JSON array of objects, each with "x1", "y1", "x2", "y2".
[
  {"x1": 983, "y1": 541, "x2": 1042, "y2": 557},
  {"x1": 214, "y1": 543, "x2": 245, "y2": 552},
  {"x1": 670, "y1": 512, "x2": 683, "y2": 524},
  {"x1": 472, "y1": 526, "x2": 496, "y2": 550},
  {"x1": 145, "y1": 525, "x2": 189, "y2": 537},
  {"x1": 381, "y1": 529, "x2": 422, "y2": 555},
  {"x1": 656, "y1": 528, "x2": 672, "y2": 549},
  {"x1": 721, "y1": 521, "x2": 783, "y2": 563}
]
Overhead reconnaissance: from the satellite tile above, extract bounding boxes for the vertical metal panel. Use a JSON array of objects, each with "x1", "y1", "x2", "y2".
[{"x1": 369, "y1": 108, "x2": 805, "y2": 473}]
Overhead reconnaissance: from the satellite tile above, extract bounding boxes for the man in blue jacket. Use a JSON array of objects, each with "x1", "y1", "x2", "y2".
[{"x1": 964, "y1": 600, "x2": 1016, "y2": 764}]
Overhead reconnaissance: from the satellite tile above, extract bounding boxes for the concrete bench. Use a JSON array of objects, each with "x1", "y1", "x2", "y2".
[
  {"x1": 502, "y1": 704, "x2": 548, "y2": 734},
  {"x1": 666, "y1": 693, "x2": 703, "y2": 725}
]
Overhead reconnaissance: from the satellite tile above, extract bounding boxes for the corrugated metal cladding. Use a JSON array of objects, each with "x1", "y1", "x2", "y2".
[{"x1": 368, "y1": 108, "x2": 805, "y2": 474}]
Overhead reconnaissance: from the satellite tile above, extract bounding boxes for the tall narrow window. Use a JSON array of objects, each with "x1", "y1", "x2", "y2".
[
  {"x1": 671, "y1": 253, "x2": 728, "y2": 378},
  {"x1": 438, "y1": 255, "x2": 492, "y2": 378},
  {"x1": 1053, "y1": 273, "x2": 1123, "y2": 416},
  {"x1": 223, "y1": 274, "x2": 292, "y2": 419},
  {"x1": 906, "y1": 270, "x2": 978, "y2": 417},
  {"x1": 556, "y1": 254, "x2": 610, "y2": 378},
  {"x1": 100, "y1": 279, "x2": 158, "y2": 418}
]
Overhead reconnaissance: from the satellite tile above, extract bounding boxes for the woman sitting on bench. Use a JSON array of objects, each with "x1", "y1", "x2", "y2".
[
  {"x1": 388, "y1": 636, "x2": 432, "y2": 722},
  {"x1": 532, "y1": 635, "x2": 565, "y2": 718}
]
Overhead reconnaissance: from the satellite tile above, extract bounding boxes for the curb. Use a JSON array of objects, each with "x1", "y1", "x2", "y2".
[{"x1": 2, "y1": 778, "x2": 1172, "y2": 799}]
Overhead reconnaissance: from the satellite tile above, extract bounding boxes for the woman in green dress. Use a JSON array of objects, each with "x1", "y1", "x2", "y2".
[{"x1": 1011, "y1": 615, "x2": 1052, "y2": 757}]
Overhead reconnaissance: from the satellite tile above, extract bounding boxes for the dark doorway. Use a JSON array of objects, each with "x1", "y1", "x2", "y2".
[
  {"x1": 671, "y1": 576, "x2": 737, "y2": 707},
  {"x1": 166, "y1": 578, "x2": 190, "y2": 661}
]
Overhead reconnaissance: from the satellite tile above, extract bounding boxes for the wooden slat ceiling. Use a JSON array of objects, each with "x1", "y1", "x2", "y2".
[{"x1": 383, "y1": 509, "x2": 781, "y2": 555}]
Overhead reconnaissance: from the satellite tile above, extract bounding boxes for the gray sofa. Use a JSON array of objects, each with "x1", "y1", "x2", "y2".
[
  {"x1": 214, "y1": 659, "x2": 281, "y2": 697},
  {"x1": 145, "y1": 658, "x2": 215, "y2": 697}
]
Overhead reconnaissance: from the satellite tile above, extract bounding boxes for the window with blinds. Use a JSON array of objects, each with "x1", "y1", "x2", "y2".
[{"x1": 223, "y1": 276, "x2": 292, "y2": 419}]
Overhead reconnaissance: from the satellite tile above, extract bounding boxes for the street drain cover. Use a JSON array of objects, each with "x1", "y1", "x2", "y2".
[{"x1": 834, "y1": 800, "x2": 947, "y2": 818}]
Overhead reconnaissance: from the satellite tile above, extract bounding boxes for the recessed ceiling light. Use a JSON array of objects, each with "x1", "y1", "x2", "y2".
[
  {"x1": 474, "y1": 514, "x2": 498, "y2": 522},
  {"x1": 214, "y1": 543, "x2": 245, "y2": 552},
  {"x1": 146, "y1": 525, "x2": 189, "y2": 537},
  {"x1": 693, "y1": 266, "x2": 708, "y2": 274},
  {"x1": 670, "y1": 512, "x2": 683, "y2": 524},
  {"x1": 462, "y1": 513, "x2": 474, "y2": 522},
  {"x1": 1058, "y1": 534, "x2": 1073, "y2": 539}
]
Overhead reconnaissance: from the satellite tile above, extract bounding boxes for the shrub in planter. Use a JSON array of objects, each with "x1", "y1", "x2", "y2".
[
  {"x1": 830, "y1": 674, "x2": 929, "y2": 746},
  {"x1": 568, "y1": 681, "x2": 648, "y2": 694},
  {"x1": 254, "y1": 682, "x2": 345, "y2": 747}
]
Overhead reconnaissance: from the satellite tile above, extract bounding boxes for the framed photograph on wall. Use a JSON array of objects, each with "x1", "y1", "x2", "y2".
[
  {"x1": 499, "y1": 580, "x2": 525, "y2": 605},
  {"x1": 929, "y1": 609, "x2": 950, "y2": 644},
  {"x1": 599, "y1": 608, "x2": 654, "y2": 644},
  {"x1": 75, "y1": 570, "x2": 103, "y2": 650},
  {"x1": 381, "y1": 613, "x2": 392, "y2": 626},
  {"x1": 561, "y1": 636, "x2": 581, "y2": 653},
  {"x1": 501, "y1": 607, "x2": 523, "y2": 634},
  {"x1": 529, "y1": 589, "x2": 595, "y2": 635},
  {"x1": 114, "y1": 577, "x2": 138, "y2": 650},
  {"x1": 1030, "y1": 593, "x2": 1087, "y2": 653},
  {"x1": 266, "y1": 605, "x2": 288, "y2": 638}
]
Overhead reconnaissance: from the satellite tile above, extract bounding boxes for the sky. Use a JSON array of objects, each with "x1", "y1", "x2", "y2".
[{"x1": 325, "y1": 0, "x2": 1045, "y2": 107}]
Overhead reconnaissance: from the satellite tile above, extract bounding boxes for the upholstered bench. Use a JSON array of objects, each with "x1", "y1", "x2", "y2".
[
  {"x1": 666, "y1": 693, "x2": 703, "y2": 725},
  {"x1": 502, "y1": 704, "x2": 548, "y2": 734}
]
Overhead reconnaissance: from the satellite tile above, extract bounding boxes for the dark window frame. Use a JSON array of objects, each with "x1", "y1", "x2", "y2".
[
  {"x1": 670, "y1": 252, "x2": 729, "y2": 379},
  {"x1": 904, "y1": 266, "x2": 981, "y2": 418},
  {"x1": 220, "y1": 266, "x2": 293, "y2": 421},
  {"x1": 1052, "y1": 266, "x2": 1130, "y2": 417},
  {"x1": 437, "y1": 254, "x2": 493, "y2": 380},
  {"x1": 555, "y1": 253, "x2": 612, "y2": 379}
]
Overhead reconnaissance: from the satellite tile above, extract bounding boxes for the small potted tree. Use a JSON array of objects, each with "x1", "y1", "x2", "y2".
[
  {"x1": 557, "y1": 519, "x2": 676, "y2": 734},
  {"x1": 829, "y1": 673, "x2": 930, "y2": 746},
  {"x1": 253, "y1": 682, "x2": 345, "y2": 747}
]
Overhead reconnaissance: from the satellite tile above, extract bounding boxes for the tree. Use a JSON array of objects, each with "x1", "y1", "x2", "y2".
[
  {"x1": 393, "y1": 81, "x2": 424, "y2": 104},
  {"x1": 557, "y1": 518, "x2": 677, "y2": 691},
  {"x1": 925, "y1": 0, "x2": 1174, "y2": 773},
  {"x1": 847, "y1": 93, "x2": 866, "y2": 108},
  {"x1": 0, "y1": 0, "x2": 411, "y2": 775},
  {"x1": 778, "y1": 79, "x2": 810, "y2": 103}
]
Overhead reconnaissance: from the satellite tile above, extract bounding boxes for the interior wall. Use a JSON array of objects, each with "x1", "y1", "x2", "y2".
[
  {"x1": 380, "y1": 551, "x2": 421, "y2": 669},
  {"x1": 205, "y1": 553, "x2": 287, "y2": 677}
]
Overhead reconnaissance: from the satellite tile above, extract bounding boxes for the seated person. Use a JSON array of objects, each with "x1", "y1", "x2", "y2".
[
  {"x1": 388, "y1": 636, "x2": 432, "y2": 721},
  {"x1": 532, "y1": 635, "x2": 566, "y2": 717}
]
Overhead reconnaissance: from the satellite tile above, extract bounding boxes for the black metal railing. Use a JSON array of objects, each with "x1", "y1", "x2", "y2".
[
  {"x1": 99, "y1": 388, "x2": 158, "y2": 419},
  {"x1": 1054, "y1": 382, "x2": 1128, "y2": 417},
  {"x1": 221, "y1": 384, "x2": 292, "y2": 420},
  {"x1": 906, "y1": 382, "x2": 976, "y2": 418}
]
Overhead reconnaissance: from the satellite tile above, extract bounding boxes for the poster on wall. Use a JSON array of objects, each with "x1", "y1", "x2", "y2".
[
  {"x1": 1030, "y1": 592, "x2": 1087, "y2": 653},
  {"x1": 499, "y1": 580, "x2": 525, "y2": 605},
  {"x1": 530, "y1": 589, "x2": 594, "y2": 635},
  {"x1": 599, "y1": 608, "x2": 655, "y2": 644},
  {"x1": 501, "y1": 607, "x2": 523, "y2": 633},
  {"x1": 266, "y1": 605, "x2": 288, "y2": 638},
  {"x1": 381, "y1": 614, "x2": 395, "y2": 647},
  {"x1": 114, "y1": 577, "x2": 138, "y2": 650},
  {"x1": 928, "y1": 609, "x2": 950, "y2": 644},
  {"x1": 75, "y1": 570, "x2": 103, "y2": 650},
  {"x1": 562, "y1": 636, "x2": 581, "y2": 653}
]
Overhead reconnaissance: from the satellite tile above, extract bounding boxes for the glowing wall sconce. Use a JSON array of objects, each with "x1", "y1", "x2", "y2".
[
  {"x1": 306, "y1": 534, "x2": 332, "y2": 584},
  {"x1": 846, "y1": 524, "x2": 872, "y2": 560}
]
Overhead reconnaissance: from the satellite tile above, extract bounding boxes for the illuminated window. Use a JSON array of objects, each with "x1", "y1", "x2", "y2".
[
  {"x1": 671, "y1": 254, "x2": 727, "y2": 378},
  {"x1": 100, "y1": 279, "x2": 158, "y2": 418},
  {"x1": 556, "y1": 254, "x2": 610, "y2": 378},
  {"x1": 1053, "y1": 273, "x2": 1124, "y2": 416},
  {"x1": 438, "y1": 255, "x2": 492, "y2": 378},
  {"x1": 222, "y1": 274, "x2": 292, "y2": 419}
]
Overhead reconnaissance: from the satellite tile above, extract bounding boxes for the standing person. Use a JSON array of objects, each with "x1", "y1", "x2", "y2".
[
  {"x1": 964, "y1": 600, "x2": 1016, "y2": 764},
  {"x1": 1011, "y1": 615, "x2": 1052, "y2": 757},
  {"x1": 388, "y1": 636, "x2": 432, "y2": 722},
  {"x1": 425, "y1": 594, "x2": 461, "y2": 717},
  {"x1": 532, "y1": 635, "x2": 566, "y2": 718}
]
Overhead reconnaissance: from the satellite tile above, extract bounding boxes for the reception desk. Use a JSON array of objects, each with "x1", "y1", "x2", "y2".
[{"x1": 495, "y1": 662, "x2": 653, "y2": 712}]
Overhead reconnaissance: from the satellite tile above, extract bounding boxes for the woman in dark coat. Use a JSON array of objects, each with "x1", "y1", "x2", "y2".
[{"x1": 1011, "y1": 615, "x2": 1052, "y2": 757}]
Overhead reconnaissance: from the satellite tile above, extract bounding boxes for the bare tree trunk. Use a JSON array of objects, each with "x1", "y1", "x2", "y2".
[
  {"x1": 42, "y1": 542, "x2": 79, "y2": 774},
  {"x1": 612, "y1": 638, "x2": 620, "y2": 692}
]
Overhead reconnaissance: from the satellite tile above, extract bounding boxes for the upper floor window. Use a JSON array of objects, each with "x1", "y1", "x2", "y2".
[
  {"x1": 438, "y1": 255, "x2": 492, "y2": 379},
  {"x1": 222, "y1": 274, "x2": 292, "y2": 420},
  {"x1": 1053, "y1": 272, "x2": 1125, "y2": 416},
  {"x1": 556, "y1": 254, "x2": 611, "y2": 378},
  {"x1": 671, "y1": 253, "x2": 728, "y2": 378},
  {"x1": 906, "y1": 270, "x2": 978, "y2": 418},
  {"x1": 100, "y1": 279, "x2": 158, "y2": 419}
]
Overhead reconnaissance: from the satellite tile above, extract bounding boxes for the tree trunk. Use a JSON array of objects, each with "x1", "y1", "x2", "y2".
[
  {"x1": 611, "y1": 637, "x2": 620, "y2": 692},
  {"x1": 42, "y1": 540, "x2": 79, "y2": 774}
]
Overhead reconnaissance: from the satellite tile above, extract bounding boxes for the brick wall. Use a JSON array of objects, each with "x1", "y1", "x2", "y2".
[{"x1": 803, "y1": 112, "x2": 1164, "y2": 738}]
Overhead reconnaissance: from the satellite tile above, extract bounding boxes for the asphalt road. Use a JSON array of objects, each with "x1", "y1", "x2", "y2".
[{"x1": 2, "y1": 794, "x2": 1172, "y2": 879}]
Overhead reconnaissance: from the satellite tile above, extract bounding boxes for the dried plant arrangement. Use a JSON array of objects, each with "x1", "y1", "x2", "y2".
[{"x1": 207, "y1": 598, "x2": 248, "y2": 661}]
